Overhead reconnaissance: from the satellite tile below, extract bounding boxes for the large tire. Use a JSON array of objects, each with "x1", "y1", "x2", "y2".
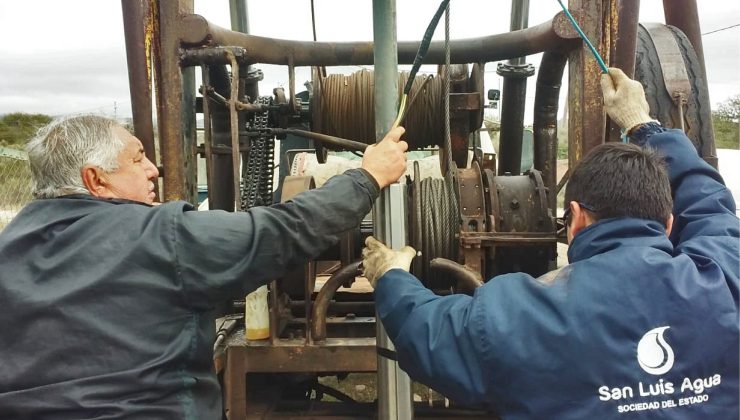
[{"x1": 635, "y1": 24, "x2": 716, "y2": 162}]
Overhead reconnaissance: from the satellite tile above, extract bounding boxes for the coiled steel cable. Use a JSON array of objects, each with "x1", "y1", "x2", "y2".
[
  {"x1": 416, "y1": 175, "x2": 459, "y2": 285},
  {"x1": 314, "y1": 70, "x2": 443, "y2": 148}
]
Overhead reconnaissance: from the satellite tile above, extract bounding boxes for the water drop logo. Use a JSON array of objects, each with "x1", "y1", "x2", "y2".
[{"x1": 636, "y1": 326, "x2": 674, "y2": 375}]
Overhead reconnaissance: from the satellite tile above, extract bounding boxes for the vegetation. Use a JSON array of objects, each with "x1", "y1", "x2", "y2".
[
  {"x1": 0, "y1": 113, "x2": 52, "y2": 149},
  {"x1": 0, "y1": 113, "x2": 47, "y2": 227},
  {"x1": 712, "y1": 94, "x2": 740, "y2": 150}
]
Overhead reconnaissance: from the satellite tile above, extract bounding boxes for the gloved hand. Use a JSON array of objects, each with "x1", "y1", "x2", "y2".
[
  {"x1": 361, "y1": 236, "x2": 416, "y2": 288},
  {"x1": 600, "y1": 67, "x2": 654, "y2": 133}
]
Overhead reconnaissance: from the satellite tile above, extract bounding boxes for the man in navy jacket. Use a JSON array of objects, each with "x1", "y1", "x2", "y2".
[{"x1": 363, "y1": 68, "x2": 739, "y2": 418}]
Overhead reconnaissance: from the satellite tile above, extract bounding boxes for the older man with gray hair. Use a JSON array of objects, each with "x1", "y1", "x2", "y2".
[{"x1": 0, "y1": 115, "x2": 408, "y2": 419}]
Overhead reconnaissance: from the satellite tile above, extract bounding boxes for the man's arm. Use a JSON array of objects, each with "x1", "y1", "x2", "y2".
[
  {"x1": 173, "y1": 127, "x2": 408, "y2": 308},
  {"x1": 602, "y1": 68, "x2": 739, "y2": 291},
  {"x1": 375, "y1": 269, "x2": 489, "y2": 406},
  {"x1": 643, "y1": 129, "x2": 738, "y2": 283},
  {"x1": 360, "y1": 238, "x2": 488, "y2": 404}
]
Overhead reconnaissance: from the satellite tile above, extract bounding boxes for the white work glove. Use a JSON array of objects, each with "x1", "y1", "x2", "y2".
[
  {"x1": 361, "y1": 236, "x2": 416, "y2": 288},
  {"x1": 600, "y1": 67, "x2": 654, "y2": 133}
]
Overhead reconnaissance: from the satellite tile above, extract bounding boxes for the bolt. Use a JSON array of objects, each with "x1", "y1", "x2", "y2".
[{"x1": 510, "y1": 199, "x2": 520, "y2": 210}]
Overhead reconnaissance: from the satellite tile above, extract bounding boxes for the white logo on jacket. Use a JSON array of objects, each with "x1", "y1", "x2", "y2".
[{"x1": 637, "y1": 326, "x2": 674, "y2": 375}]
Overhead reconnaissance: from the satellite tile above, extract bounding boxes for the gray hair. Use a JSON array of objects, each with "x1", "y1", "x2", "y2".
[{"x1": 26, "y1": 115, "x2": 126, "y2": 198}]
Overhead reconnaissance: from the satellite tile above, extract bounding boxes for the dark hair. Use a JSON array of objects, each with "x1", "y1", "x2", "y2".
[{"x1": 564, "y1": 142, "x2": 672, "y2": 224}]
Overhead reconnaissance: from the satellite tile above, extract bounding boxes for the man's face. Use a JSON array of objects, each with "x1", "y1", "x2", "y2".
[{"x1": 102, "y1": 126, "x2": 159, "y2": 204}]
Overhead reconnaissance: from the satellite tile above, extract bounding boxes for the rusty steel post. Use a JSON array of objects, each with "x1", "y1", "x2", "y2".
[
  {"x1": 606, "y1": 0, "x2": 640, "y2": 143},
  {"x1": 567, "y1": 0, "x2": 609, "y2": 167},
  {"x1": 121, "y1": 0, "x2": 159, "y2": 199},
  {"x1": 153, "y1": 0, "x2": 195, "y2": 202},
  {"x1": 662, "y1": 0, "x2": 707, "y2": 78}
]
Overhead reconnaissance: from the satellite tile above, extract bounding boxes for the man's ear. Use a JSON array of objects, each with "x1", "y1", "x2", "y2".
[
  {"x1": 567, "y1": 201, "x2": 593, "y2": 242},
  {"x1": 81, "y1": 165, "x2": 107, "y2": 197},
  {"x1": 665, "y1": 213, "x2": 674, "y2": 237}
]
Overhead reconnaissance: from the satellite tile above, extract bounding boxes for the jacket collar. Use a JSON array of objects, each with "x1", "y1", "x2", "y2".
[
  {"x1": 567, "y1": 217, "x2": 673, "y2": 263},
  {"x1": 53, "y1": 194, "x2": 153, "y2": 207}
]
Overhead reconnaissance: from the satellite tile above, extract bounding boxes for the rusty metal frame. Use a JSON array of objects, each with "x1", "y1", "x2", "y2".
[
  {"x1": 122, "y1": 1, "x2": 716, "y2": 418},
  {"x1": 223, "y1": 334, "x2": 377, "y2": 420}
]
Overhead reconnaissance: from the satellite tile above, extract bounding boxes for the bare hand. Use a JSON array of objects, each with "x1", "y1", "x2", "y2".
[
  {"x1": 361, "y1": 126, "x2": 408, "y2": 188},
  {"x1": 600, "y1": 68, "x2": 653, "y2": 132}
]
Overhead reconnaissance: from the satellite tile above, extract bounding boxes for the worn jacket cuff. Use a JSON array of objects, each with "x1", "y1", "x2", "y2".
[{"x1": 354, "y1": 168, "x2": 381, "y2": 199}]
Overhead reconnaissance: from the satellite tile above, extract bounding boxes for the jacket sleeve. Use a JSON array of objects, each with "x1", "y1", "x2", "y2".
[
  {"x1": 643, "y1": 130, "x2": 739, "y2": 292},
  {"x1": 374, "y1": 268, "x2": 489, "y2": 405},
  {"x1": 172, "y1": 169, "x2": 379, "y2": 309}
]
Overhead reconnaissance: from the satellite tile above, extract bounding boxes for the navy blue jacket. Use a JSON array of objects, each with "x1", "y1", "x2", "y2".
[
  {"x1": 375, "y1": 130, "x2": 739, "y2": 418},
  {"x1": 0, "y1": 169, "x2": 378, "y2": 420}
]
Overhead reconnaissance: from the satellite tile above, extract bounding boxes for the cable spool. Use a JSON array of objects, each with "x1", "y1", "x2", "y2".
[
  {"x1": 410, "y1": 161, "x2": 460, "y2": 291},
  {"x1": 312, "y1": 69, "x2": 444, "y2": 150}
]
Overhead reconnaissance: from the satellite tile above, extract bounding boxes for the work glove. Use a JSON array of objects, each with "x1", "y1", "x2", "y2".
[
  {"x1": 600, "y1": 67, "x2": 654, "y2": 133},
  {"x1": 361, "y1": 236, "x2": 416, "y2": 288}
]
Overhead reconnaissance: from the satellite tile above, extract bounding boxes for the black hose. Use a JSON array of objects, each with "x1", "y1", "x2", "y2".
[{"x1": 403, "y1": 0, "x2": 451, "y2": 95}]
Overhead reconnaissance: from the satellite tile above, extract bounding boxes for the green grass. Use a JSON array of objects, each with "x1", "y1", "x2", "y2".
[{"x1": 713, "y1": 118, "x2": 740, "y2": 149}]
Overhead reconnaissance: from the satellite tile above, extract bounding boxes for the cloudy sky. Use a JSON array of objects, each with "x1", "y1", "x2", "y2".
[{"x1": 0, "y1": 1, "x2": 738, "y2": 120}]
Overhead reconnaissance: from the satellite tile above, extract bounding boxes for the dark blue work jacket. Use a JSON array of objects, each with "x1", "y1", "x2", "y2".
[
  {"x1": 0, "y1": 169, "x2": 379, "y2": 420},
  {"x1": 375, "y1": 129, "x2": 739, "y2": 419}
]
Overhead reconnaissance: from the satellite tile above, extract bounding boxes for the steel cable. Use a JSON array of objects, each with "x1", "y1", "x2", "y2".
[
  {"x1": 315, "y1": 70, "x2": 443, "y2": 148},
  {"x1": 417, "y1": 176, "x2": 458, "y2": 286}
]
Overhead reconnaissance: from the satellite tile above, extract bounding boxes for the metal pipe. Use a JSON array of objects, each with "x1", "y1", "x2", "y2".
[
  {"x1": 497, "y1": 0, "x2": 534, "y2": 176},
  {"x1": 311, "y1": 261, "x2": 362, "y2": 342},
  {"x1": 206, "y1": 66, "x2": 236, "y2": 210},
  {"x1": 179, "y1": 13, "x2": 581, "y2": 66},
  {"x1": 201, "y1": 66, "x2": 215, "y2": 209},
  {"x1": 533, "y1": 51, "x2": 568, "y2": 213},
  {"x1": 429, "y1": 258, "x2": 483, "y2": 295},
  {"x1": 121, "y1": 0, "x2": 159, "y2": 199},
  {"x1": 270, "y1": 129, "x2": 368, "y2": 152},
  {"x1": 373, "y1": 2, "x2": 413, "y2": 417},
  {"x1": 508, "y1": 0, "x2": 530, "y2": 66},
  {"x1": 497, "y1": 75, "x2": 529, "y2": 175},
  {"x1": 228, "y1": 0, "x2": 249, "y2": 34}
]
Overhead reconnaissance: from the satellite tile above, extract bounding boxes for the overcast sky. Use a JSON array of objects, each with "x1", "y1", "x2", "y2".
[{"x1": 0, "y1": 1, "x2": 738, "y2": 120}]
